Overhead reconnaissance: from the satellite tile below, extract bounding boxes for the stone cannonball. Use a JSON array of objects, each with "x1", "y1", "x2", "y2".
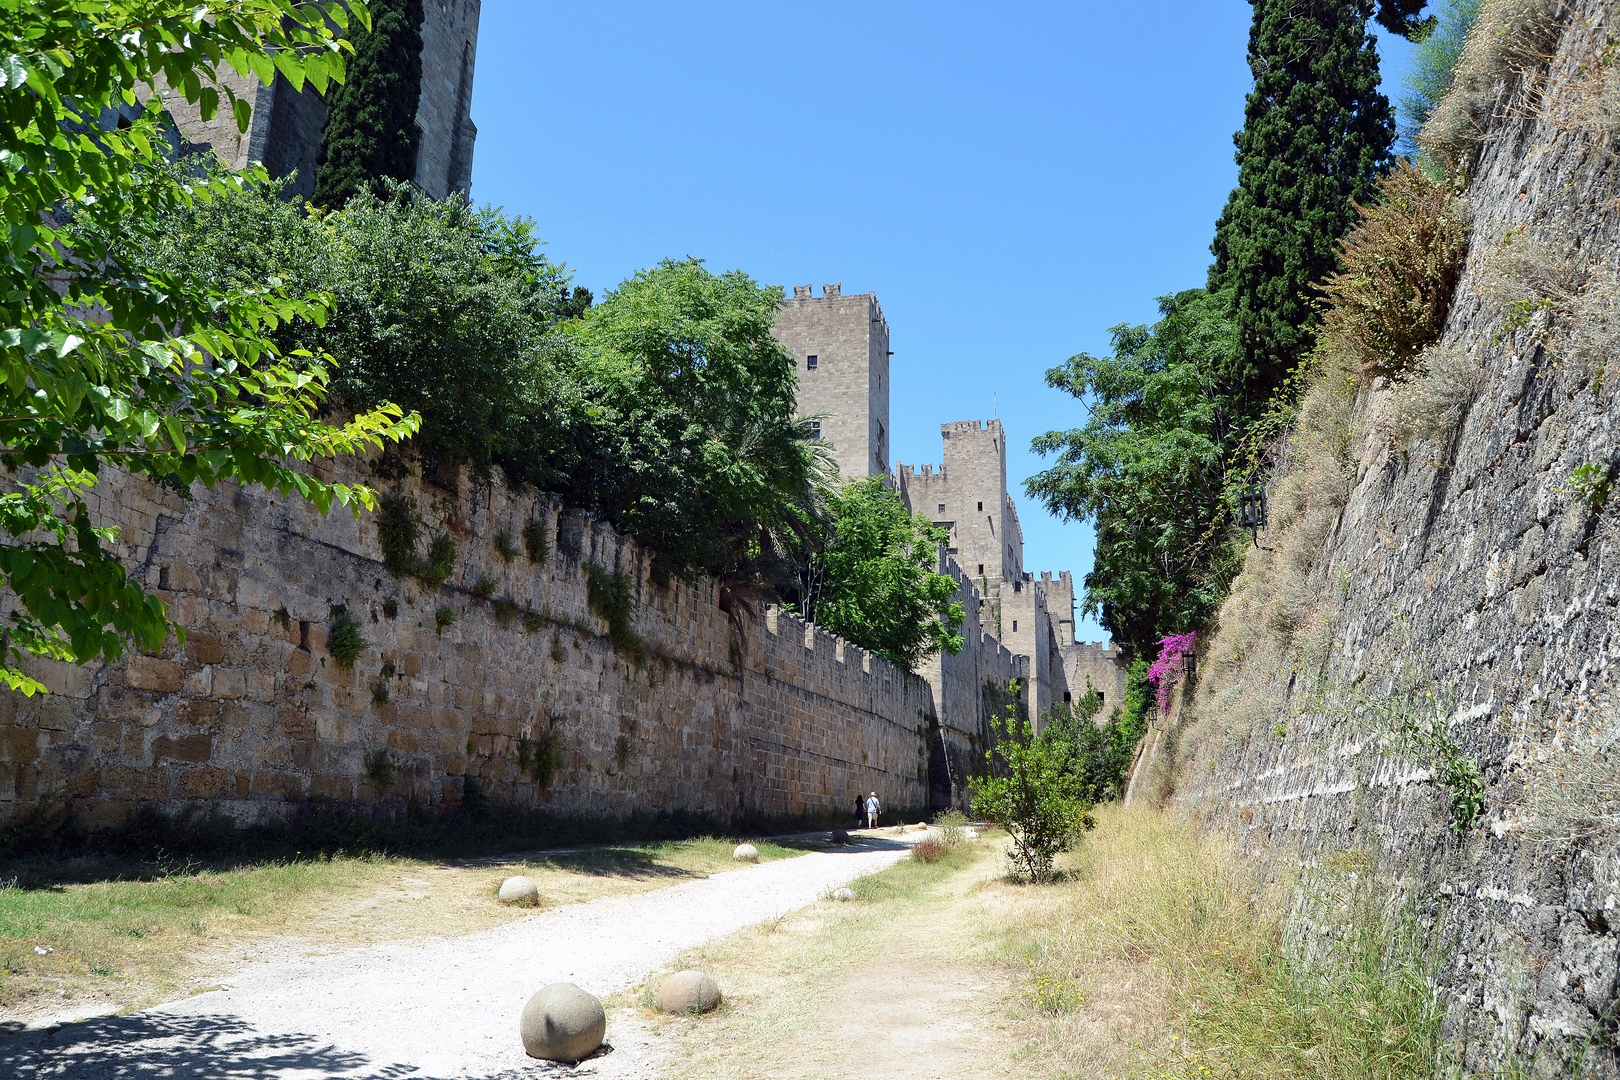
[
  {"x1": 732, "y1": 843, "x2": 759, "y2": 863},
  {"x1": 656, "y1": 970, "x2": 722, "y2": 1014},
  {"x1": 520, "y1": 983, "x2": 606, "y2": 1063},
  {"x1": 498, "y1": 876, "x2": 540, "y2": 906},
  {"x1": 828, "y1": 829, "x2": 851, "y2": 845},
  {"x1": 832, "y1": 887, "x2": 857, "y2": 902}
]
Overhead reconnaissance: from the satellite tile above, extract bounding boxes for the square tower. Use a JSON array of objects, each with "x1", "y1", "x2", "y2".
[
  {"x1": 772, "y1": 283, "x2": 891, "y2": 479},
  {"x1": 938, "y1": 419, "x2": 1021, "y2": 587}
]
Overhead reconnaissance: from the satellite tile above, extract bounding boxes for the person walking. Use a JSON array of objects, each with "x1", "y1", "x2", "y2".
[
  {"x1": 865, "y1": 791, "x2": 881, "y2": 830},
  {"x1": 854, "y1": 792, "x2": 866, "y2": 830}
]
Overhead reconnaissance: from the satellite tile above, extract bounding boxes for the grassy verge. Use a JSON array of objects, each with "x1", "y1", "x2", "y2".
[
  {"x1": 982, "y1": 804, "x2": 1443, "y2": 1080},
  {"x1": 0, "y1": 835, "x2": 808, "y2": 1018},
  {"x1": 626, "y1": 809, "x2": 1451, "y2": 1080}
]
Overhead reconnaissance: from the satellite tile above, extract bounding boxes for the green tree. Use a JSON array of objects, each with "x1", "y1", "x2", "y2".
[
  {"x1": 970, "y1": 694, "x2": 1088, "y2": 881},
  {"x1": 140, "y1": 176, "x2": 577, "y2": 480},
  {"x1": 1038, "y1": 681, "x2": 1147, "y2": 804},
  {"x1": 1026, "y1": 291, "x2": 1244, "y2": 658},
  {"x1": 560, "y1": 259, "x2": 835, "y2": 585},
  {"x1": 313, "y1": 0, "x2": 424, "y2": 207},
  {"x1": 0, "y1": 1, "x2": 417, "y2": 695},
  {"x1": 800, "y1": 477, "x2": 965, "y2": 672},
  {"x1": 1208, "y1": 0, "x2": 1400, "y2": 405}
]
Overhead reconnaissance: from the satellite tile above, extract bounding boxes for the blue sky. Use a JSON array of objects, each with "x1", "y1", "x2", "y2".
[{"x1": 468, "y1": 2, "x2": 1416, "y2": 644}]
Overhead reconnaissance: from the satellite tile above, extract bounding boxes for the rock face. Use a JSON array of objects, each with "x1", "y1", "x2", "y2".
[
  {"x1": 1159, "y1": 1, "x2": 1620, "y2": 1072},
  {"x1": 656, "y1": 970, "x2": 722, "y2": 1014},
  {"x1": 519, "y1": 983, "x2": 606, "y2": 1063},
  {"x1": 732, "y1": 844, "x2": 759, "y2": 863},
  {"x1": 498, "y1": 876, "x2": 539, "y2": 906}
]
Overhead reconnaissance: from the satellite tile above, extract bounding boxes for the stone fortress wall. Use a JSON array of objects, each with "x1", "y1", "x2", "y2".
[
  {"x1": 1165, "y1": 0, "x2": 1620, "y2": 1064},
  {"x1": 1, "y1": 458, "x2": 940, "y2": 829},
  {"x1": 156, "y1": 0, "x2": 481, "y2": 201}
]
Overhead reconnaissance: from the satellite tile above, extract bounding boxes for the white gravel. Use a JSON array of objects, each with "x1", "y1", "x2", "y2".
[{"x1": 1, "y1": 838, "x2": 913, "y2": 1078}]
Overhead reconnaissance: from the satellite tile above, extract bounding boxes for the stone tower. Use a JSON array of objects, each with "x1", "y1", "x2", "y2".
[
  {"x1": 896, "y1": 420, "x2": 1022, "y2": 587},
  {"x1": 771, "y1": 284, "x2": 891, "y2": 479},
  {"x1": 159, "y1": 0, "x2": 481, "y2": 201},
  {"x1": 898, "y1": 420, "x2": 1126, "y2": 726}
]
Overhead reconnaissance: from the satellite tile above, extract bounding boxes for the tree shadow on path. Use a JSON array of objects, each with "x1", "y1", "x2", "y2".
[{"x1": 0, "y1": 1012, "x2": 426, "y2": 1079}]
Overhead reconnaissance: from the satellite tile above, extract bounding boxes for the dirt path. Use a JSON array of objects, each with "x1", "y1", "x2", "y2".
[
  {"x1": 0, "y1": 837, "x2": 917, "y2": 1079},
  {"x1": 648, "y1": 839, "x2": 1020, "y2": 1080}
]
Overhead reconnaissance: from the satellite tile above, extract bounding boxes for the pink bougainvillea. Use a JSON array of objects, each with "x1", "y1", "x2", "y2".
[{"x1": 1147, "y1": 632, "x2": 1197, "y2": 713}]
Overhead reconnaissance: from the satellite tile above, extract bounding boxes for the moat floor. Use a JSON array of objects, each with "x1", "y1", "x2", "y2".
[{"x1": 0, "y1": 836, "x2": 917, "y2": 1079}]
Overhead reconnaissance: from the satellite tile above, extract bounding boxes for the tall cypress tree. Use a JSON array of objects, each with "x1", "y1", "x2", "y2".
[
  {"x1": 1208, "y1": 0, "x2": 1401, "y2": 405},
  {"x1": 312, "y1": 0, "x2": 425, "y2": 208}
]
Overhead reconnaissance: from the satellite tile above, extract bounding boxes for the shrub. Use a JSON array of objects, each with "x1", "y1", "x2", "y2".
[
  {"x1": 1316, "y1": 162, "x2": 1471, "y2": 380},
  {"x1": 971, "y1": 694, "x2": 1088, "y2": 881},
  {"x1": 910, "y1": 836, "x2": 951, "y2": 862},
  {"x1": 932, "y1": 808, "x2": 969, "y2": 846},
  {"x1": 493, "y1": 596, "x2": 521, "y2": 624},
  {"x1": 434, "y1": 605, "x2": 455, "y2": 634},
  {"x1": 470, "y1": 574, "x2": 497, "y2": 600},
  {"x1": 328, "y1": 616, "x2": 367, "y2": 669}
]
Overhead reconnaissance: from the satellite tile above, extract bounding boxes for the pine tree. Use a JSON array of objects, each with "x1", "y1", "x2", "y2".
[
  {"x1": 312, "y1": 0, "x2": 425, "y2": 208},
  {"x1": 1208, "y1": 0, "x2": 1399, "y2": 405}
]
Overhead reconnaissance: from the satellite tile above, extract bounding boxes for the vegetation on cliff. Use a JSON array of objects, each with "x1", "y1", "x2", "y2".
[
  {"x1": 313, "y1": 0, "x2": 426, "y2": 207},
  {"x1": 0, "y1": 1, "x2": 418, "y2": 696},
  {"x1": 1207, "y1": 0, "x2": 1401, "y2": 406}
]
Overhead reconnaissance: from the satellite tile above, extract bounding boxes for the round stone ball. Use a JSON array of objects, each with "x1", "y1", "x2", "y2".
[
  {"x1": 498, "y1": 876, "x2": 540, "y2": 906},
  {"x1": 732, "y1": 843, "x2": 759, "y2": 863},
  {"x1": 656, "y1": 970, "x2": 722, "y2": 1015},
  {"x1": 520, "y1": 983, "x2": 606, "y2": 1063},
  {"x1": 832, "y1": 887, "x2": 857, "y2": 902},
  {"x1": 828, "y1": 829, "x2": 851, "y2": 845}
]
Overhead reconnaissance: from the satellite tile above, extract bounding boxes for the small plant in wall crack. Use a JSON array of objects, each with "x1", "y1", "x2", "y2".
[
  {"x1": 522, "y1": 520, "x2": 551, "y2": 564},
  {"x1": 364, "y1": 748, "x2": 397, "y2": 791},
  {"x1": 328, "y1": 615, "x2": 366, "y2": 669},
  {"x1": 493, "y1": 529, "x2": 519, "y2": 563},
  {"x1": 517, "y1": 720, "x2": 566, "y2": 791},
  {"x1": 1560, "y1": 461, "x2": 1614, "y2": 513},
  {"x1": 1314, "y1": 677, "x2": 1485, "y2": 833}
]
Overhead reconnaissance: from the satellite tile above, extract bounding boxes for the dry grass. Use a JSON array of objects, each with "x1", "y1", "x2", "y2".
[
  {"x1": 1422, "y1": 0, "x2": 1570, "y2": 177},
  {"x1": 982, "y1": 805, "x2": 1442, "y2": 1080},
  {"x1": 0, "y1": 836, "x2": 809, "y2": 1018},
  {"x1": 1517, "y1": 698, "x2": 1620, "y2": 843},
  {"x1": 630, "y1": 810, "x2": 1445, "y2": 1080}
]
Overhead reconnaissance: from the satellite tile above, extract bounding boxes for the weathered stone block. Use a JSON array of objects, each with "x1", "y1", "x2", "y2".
[
  {"x1": 127, "y1": 656, "x2": 184, "y2": 694},
  {"x1": 153, "y1": 733, "x2": 213, "y2": 764},
  {"x1": 185, "y1": 633, "x2": 225, "y2": 665},
  {"x1": 177, "y1": 765, "x2": 228, "y2": 798}
]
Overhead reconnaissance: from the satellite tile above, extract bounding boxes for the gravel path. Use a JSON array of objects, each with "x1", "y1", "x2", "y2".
[{"x1": 1, "y1": 837, "x2": 914, "y2": 1079}]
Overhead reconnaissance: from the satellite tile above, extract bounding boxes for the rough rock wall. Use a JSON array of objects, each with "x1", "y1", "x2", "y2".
[
  {"x1": 1169, "y1": 2, "x2": 1620, "y2": 1073},
  {"x1": 0, "y1": 458, "x2": 937, "y2": 831}
]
